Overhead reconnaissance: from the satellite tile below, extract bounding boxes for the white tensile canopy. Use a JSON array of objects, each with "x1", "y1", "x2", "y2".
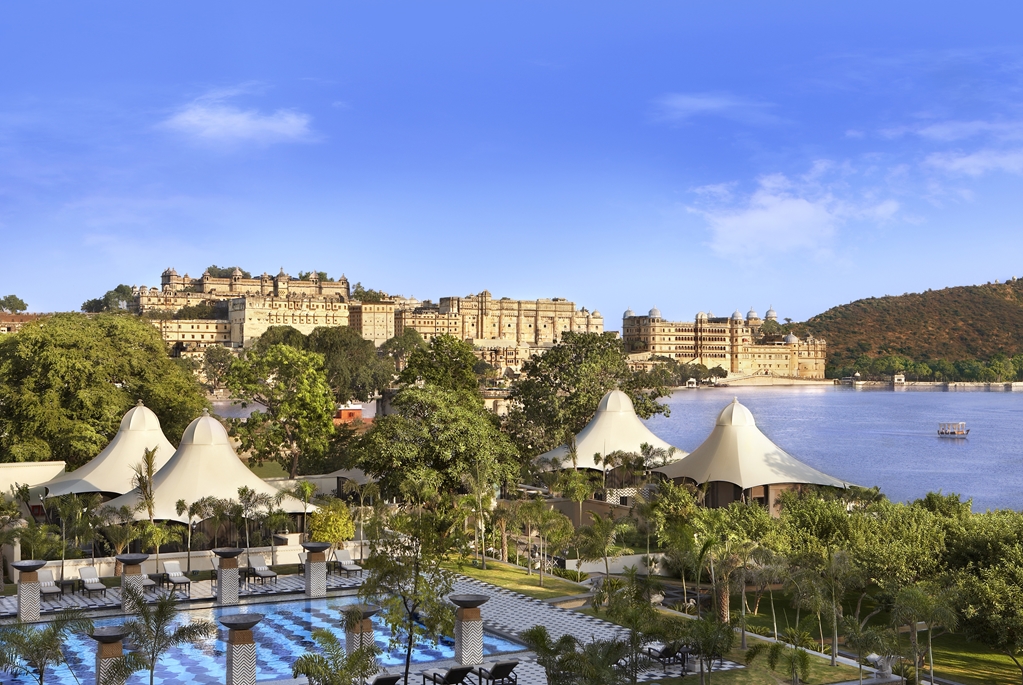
[
  {"x1": 43, "y1": 401, "x2": 176, "y2": 498},
  {"x1": 654, "y1": 398, "x2": 850, "y2": 489},
  {"x1": 105, "y1": 409, "x2": 310, "y2": 523},
  {"x1": 536, "y1": 390, "x2": 685, "y2": 470}
]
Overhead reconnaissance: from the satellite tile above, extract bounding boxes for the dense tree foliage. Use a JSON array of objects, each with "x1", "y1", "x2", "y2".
[
  {"x1": 80, "y1": 284, "x2": 133, "y2": 313},
  {"x1": 506, "y1": 332, "x2": 672, "y2": 457},
  {"x1": 0, "y1": 313, "x2": 208, "y2": 466},
  {"x1": 351, "y1": 282, "x2": 388, "y2": 302},
  {"x1": 0, "y1": 295, "x2": 27, "y2": 313},
  {"x1": 204, "y1": 264, "x2": 251, "y2": 278},
  {"x1": 831, "y1": 352, "x2": 1023, "y2": 382},
  {"x1": 398, "y1": 334, "x2": 479, "y2": 392},
  {"x1": 379, "y1": 328, "x2": 426, "y2": 369},
  {"x1": 225, "y1": 343, "x2": 336, "y2": 478}
]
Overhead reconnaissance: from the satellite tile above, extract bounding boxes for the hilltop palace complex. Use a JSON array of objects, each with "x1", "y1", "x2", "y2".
[{"x1": 130, "y1": 267, "x2": 605, "y2": 374}]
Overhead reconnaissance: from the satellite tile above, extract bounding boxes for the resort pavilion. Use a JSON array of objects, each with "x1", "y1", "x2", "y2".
[
  {"x1": 654, "y1": 397, "x2": 852, "y2": 511},
  {"x1": 536, "y1": 389, "x2": 686, "y2": 509},
  {"x1": 105, "y1": 409, "x2": 309, "y2": 523},
  {"x1": 42, "y1": 400, "x2": 177, "y2": 498}
]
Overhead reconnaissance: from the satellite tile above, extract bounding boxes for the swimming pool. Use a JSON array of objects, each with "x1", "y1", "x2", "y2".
[{"x1": 1, "y1": 597, "x2": 523, "y2": 685}]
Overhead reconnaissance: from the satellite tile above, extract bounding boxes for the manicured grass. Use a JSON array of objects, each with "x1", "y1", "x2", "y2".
[
  {"x1": 442, "y1": 559, "x2": 587, "y2": 601},
  {"x1": 648, "y1": 644, "x2": 861, "y2": 684},
  {"x1": 742, "y1": 591, "x2": 1023, "y2": 685},
  {"x1": 247, "y1": 460, "x2": 288, "y2": 478}
]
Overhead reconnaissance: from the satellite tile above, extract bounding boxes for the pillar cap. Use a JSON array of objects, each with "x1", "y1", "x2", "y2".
[
  {"x1": 115, "y1": 553, "x2": 150, "y2": 565},
  {"x1": 219, "y1": 613, "x2": 264, "y2": 631},
  {"x1": 90, "y1": 627, "x2": 129, "y2": 644},
  {"x1": 345, "y1": 603, "x2": 381, "y2": 620},
  {"x1": 11, "y1": 560, "x2": 46, "y2": 573},
  {"x1": 212, "y1": 547, "x2": 244, "y2": 558},
  {"x1": 449, "y1": 594, "x2": 489, "y2": 609},
  {"x1": 300, "y1": 541, "x2": 332, "y2": 553}
]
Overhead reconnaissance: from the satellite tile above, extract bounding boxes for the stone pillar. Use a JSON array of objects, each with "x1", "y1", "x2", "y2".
[
  {"x1": 121, "y1": 564, "x2": 144, "y2": 613},
  {"x1": 219, "y1": 615, "x2": 264, "y2": 685},
  {"x1": 218, "y1": 557, "x2": 239, "y2": 605},
  {"x1": 344, "y1": 605, "x2": 379, "y2": 655},
  {"x1": 301, "y1": 543, "x2": 330, "y2": 598},
  {"x1": 454, "y1": 607, "x2": 483, "y2": 665},
  {"x1": 89, "y1": 628, "x2": 128, "y2": 685},
  {"x1": 17, "y1": 572, "x2": 41, "y2": 622}
]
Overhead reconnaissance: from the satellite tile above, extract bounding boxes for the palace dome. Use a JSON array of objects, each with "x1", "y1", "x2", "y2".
[
  {"x1": 649, "y1": 307, "x2": 662, "y2": 318},
  {"x1": 696, "y1": 311, "x2": 707, "y2": 320},
  {"x1": 623, "y1": 308, "x2": 635, "y2": 318},
  {"x1": 765, "y1": 306, "x2": 778, "y2": 320},
  {"x1": 731, "y1": 309, "x2": 744, "y2": 321},
  {"x1": 784, "y1": 333, "x2": 799, "y2": 343},
  {"x1": 747, "y1": 307, "x2": 760, "y2": 320}
]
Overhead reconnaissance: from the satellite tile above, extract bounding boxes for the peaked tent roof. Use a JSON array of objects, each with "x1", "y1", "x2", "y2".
[
  {"x1": 654, "y1": 398, "x2": 851, "y2": 489},
  {"x1": 536, "y1": 390, "x2": 685, "y2": 470},
  {"x1": 43, "y1": 401, "x2": 176, "y2": 497},
  {"x1": 105, "y1": 410, "x2": 310, "y2": 523}
]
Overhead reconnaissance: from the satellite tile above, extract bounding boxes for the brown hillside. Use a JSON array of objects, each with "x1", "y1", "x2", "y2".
[{"x1": 796, "y1": 279, "x2": 1023, "y2": 368}]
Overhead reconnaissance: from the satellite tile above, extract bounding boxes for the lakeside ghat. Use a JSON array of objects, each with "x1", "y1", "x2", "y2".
[{"x1": 643, "y1": 385, "x2": 1023, "y2": 512}]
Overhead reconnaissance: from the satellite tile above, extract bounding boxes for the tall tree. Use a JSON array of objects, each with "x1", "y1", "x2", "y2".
[
  {"x1": 577, "y1": 512, "x2": 634, "y2": 578},
  {"x1": 0, "y1": 295, "x2": 27, "y2": 313},
  {"x1": 226, "y1": 344, "x2": 336, "y2": 478},
  {"x1": 506, "y1": 332, "x2": 672, "y2": 457},
  {"x1": 0, "y1": 609, "x2": 93, "y2": 685},
  {"x1": 398, "y1": 333, "x2": 479, "y2": 392},
  {"x1": 380, "y1": 329, "x2": 426, "y2": 370},
  {"x1": 0, "y1": 313, "x2": 208, "y2": 466},
  {"x1": 200, "y1": 345, "x2": 234, "y2": 392},
  {"x1": 81, "y1": 284, "x2": 134, "y2": 313},
  {"x1": 360, "y1": 385, "x2": 517, "y2": 496},
  {"x1": 307, "y1": 326, "x2": 394, "y2": 402}
]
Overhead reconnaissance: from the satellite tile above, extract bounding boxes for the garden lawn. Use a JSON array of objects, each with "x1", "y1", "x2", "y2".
[
  {"x1": 742, "y1": 590, "x2": 1023, "y2": 685},
  {"x1": 442, "y1": 559, "x2": 587, "y2": 600},
  {"x1": 648, "y1": 644, "x2": 861, "y2": 684}
]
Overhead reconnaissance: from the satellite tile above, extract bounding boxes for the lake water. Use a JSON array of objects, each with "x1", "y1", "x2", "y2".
[{"x1": 642, "y1": 385, "x2": 1023, "y2": 512}]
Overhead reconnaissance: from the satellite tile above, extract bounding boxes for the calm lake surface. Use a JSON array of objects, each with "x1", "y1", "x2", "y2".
[{"x1": 642, "y1": 386, "x2": 1023, "y2": 512}]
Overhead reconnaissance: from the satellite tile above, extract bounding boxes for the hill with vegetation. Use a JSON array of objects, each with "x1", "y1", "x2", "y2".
[{"x1": 793, "y1": 278, "x2": 1023, "y2": 376}]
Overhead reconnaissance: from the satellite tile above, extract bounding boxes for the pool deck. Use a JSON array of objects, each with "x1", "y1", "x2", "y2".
[{"x1": 1, "y1": 572, "x2": 742, "y2": 684}]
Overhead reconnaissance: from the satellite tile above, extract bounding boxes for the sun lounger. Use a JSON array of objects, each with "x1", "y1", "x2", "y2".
[
  {"x1": 421, "y1": 666, "x2": 475, "y2": 684},
  {"x1": 37, "y1": 570, "x2": 62, "y2": 600},
  {"x1": 249, "y1": 555, "x2": 278, "y2": 584},
  {"x1": 333, "y1": 549, "x2": 363, "y2": 577},
  {"x1": 366, "y1": 675, "x2": 401, "y2": 685},
  {"x1": 475, "y1": 660, "x2": 519, "y2": 684},
  {"x1": 163, "y1": 561, "x2": 191, "y2": 596},
  {"x1": 646, "y1": 641, "x2": 687, "y2": 672},
  {"x1": 79, "y1": 567, "x2": 107, "y2": 597}
]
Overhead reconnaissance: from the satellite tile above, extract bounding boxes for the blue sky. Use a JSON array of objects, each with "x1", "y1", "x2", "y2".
[{"x1": 2, "y1": 2, "x2": 1023, "y2": 327}]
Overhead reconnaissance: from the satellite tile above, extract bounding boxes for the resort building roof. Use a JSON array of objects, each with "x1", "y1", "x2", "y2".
[
  {"x1": 105, "y1": 409, "x2": 309, "y2": 522},
  {"x1": 536, "y1": 390, "x2": 685, "y2": 470},
  {"x1": 43, "y1": 401, "x2": 176, "y2": 498},
  {"x1": 654, "y1": 398, "x2": 850, "y2": 489}
]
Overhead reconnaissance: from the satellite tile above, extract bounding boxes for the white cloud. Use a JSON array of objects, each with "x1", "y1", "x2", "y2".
[
  {"x1": 652, "y1": 92, "x2": 781, "y2": 125},
  {"x1": 882, "y1": 119, "x2": 1023, "y2": 142},
  {"x1": 925, "y1": 148, "x2": 1023, "y2": 175},
  {"x1": 160, "y1": 89, "x2": 313, "y2": 145},
  {"x1": 691, "y1": 170, "x2": 899, "y2": 260}
]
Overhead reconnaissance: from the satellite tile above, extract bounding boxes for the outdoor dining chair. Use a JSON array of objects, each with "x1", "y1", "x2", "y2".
[
  {"x1": 475, "y1": 660, "x2": 519, "y2": 684},
  {"x1": 78, "y1": 567, "x2": 107, "y2": 597},
  {"x1": 163, "y1": 561, "x2": 191, "y2": 597},
  {"x1": 421, "y1": 665, "x2": 475, "y2": 684}
]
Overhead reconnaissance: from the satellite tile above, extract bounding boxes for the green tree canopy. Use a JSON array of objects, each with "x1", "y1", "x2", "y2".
[
  {"x1": 359, "y1": 385, "x2": 518, "y2": 496},
  {"x1": 398, "y1": 333, "x2": 479, "y2": 392},
  {"x1": 0, "y1": 295, "x2": 28, "y2": 314},
  {"x1": 307, "y1": 326, "x2": 394, "y2": 402},
  {"x1": 226, "y1": 344, "x2": 337, "y2": 478},
  {"x1": 380, "y1": 328, "x2": 426, "y2": 369},
  {"x1": 253, "y1": 325, "x2": 309, "y2": 352},
  {"x1": 0, "y1": 313, "x2": 208, "y2": 466},
  {"x1": 507, "y1": 332, "x2": 671, "y2": 456},
  {"x1": 81, "y1": 284, "x2": 134, "y2": 313},
  {"x1": 204, "y1": 264, "x2": 251, "y2": 278},
  {"x1": 351, "y1": 282, "x2": 388, "y2": 302}
]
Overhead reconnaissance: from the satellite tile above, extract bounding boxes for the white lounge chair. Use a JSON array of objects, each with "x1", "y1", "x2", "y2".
[
  {"x1": 333, "y1": 549, "x2": 363, "y2": 577},
  {"x1": 37, "y1": 570, "x2": 62, "y2": 601},
  {"x1": 163, "y1": 561, "x2": 191, "y2": 596},
  {"x1": 249, "y1": 555, "x2": 278, "y2": 584},
  {"x1": 78, "y1": 567, "x2": 107, "y2": 597},
  {"x1": 298, "y1": 552, "x2": 307, "y2": 566}
]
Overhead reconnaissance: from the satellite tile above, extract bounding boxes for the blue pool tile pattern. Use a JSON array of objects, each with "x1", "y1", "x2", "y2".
[{"x1": 0, "y1": 597, "x2": 522, "y2": 685}]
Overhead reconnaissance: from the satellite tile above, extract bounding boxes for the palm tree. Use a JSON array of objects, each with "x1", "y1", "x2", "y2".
[
  {"x1": 520, "y1": 625, "x2": 579, "y2": 683},
  {"x1": 893, "y1": 583, "x2": 959, "y2": 684},
  {"x1": 574, "y1": 638, "x2": 630, "y2": 685},
  {"x1": 175, "y1": 498, "x2": 212, "y2": 573},
  {"x1": 99, "y1": 505, "x2": 140, "y2": 576},
  {"x1": 489, "y1": 500, "x2": 519, "y2": 564},
  {"x1": 131, "y1": 448, "x2": 162, "y2": 564},
  {"x1": 745, "y1": 638, "x2": 811, "y2": 685},
  {"x1": 841, "y1": 615, "x2": 892, "y2": 685},
  {"x1": 207, "y1": 497, "x2": 231, "y2": 548},
  {"x1": 342, "y1": 480, "x2": 380, "y2": 562},
  {"x1": 0, "y1": 609, "x2": 94, "y2": 685},
  {"x1": 0, "y1": 494, "x2": 22, "y2": 594},
  {"x1": 292, "y1": 480, "x2": 317, "y2": 536},
  {"x1": 237, "y1": 486, "x2": 277, "y2": 567},
  {"x1": 292, "y1": 609, "x2": 379, "y2": 685},
  {"x1": 263, "y1": 506, "x2": 292, "y2": 566},
  {"x1": 683, "y1": 615, "x2": 735, "y2": 685},
  {"x1": 103, "y1": 585, "x2": 216, "y2": 685},
  {"x1": 576, "y1": 512, "x2": 633, "y2": 578}
]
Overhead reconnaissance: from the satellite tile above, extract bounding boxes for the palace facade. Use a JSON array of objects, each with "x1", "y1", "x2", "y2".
[{"x1": 622, "y1": 306, "x2": 826, "y2": 379}]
